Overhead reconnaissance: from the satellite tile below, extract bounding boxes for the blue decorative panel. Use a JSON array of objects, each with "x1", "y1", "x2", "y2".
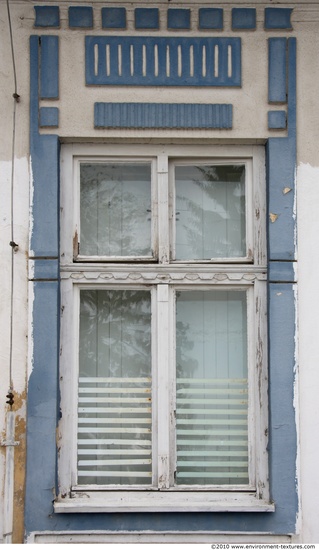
[
  {"x1": 199, "y1": 8, "x2": 223, "y2": 30},
  {"x1": 40, "y1": 36, "x2": 59, "y2": 99},
  {"x1": 39, "y1": 107, "x2": 59, "y2": 128},
  {"x1": 94, "y1": 103, "x2": 232, "y2": 129},
  {"x1": 268, "y1": 38, "x2": 287, "y2": 104},
  {"x1": 135, "y1": 8, "x2": 159, "y2": 30},
  {"x1": 167, "y1": 9, "x2": 191, "y2": 30},
  {"x1": 265, "y1": 8, "x2": 293, "y2": 30},
  {"x1": 102, "y1": 7, "x2": 126, "y2": 29},
  {"x1": 69, "y1": 7, "x2": 93, "y2": 29},
  {"x1": 232, "y1": 8, "x2": 256, "y2": 30},
  {"x1": 34, "y1": 6, "x2": 59, "y2": 28},
  {"x1": 268, "y1": 110, "x2": 286, "y2": 130},
  {"x1": 86, "y1": 37, "x2": 241, "y2": 87}
]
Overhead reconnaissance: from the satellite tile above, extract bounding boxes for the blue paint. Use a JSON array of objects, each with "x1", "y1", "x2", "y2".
[
  {"x1": 268, "y1": 110, "x2": 286, "y2": 130},
  {"x1": 167, "y1": 9, "x2": 191, "y2": 30},
  {"x1": 101, "y1": 7, "x2": 126, "y2": 29},
  {"x1": 287, "y1": 39, "x2": 297, "y2": 137},
  {"x1": 30, "y1": 36, "x2": 60, "y2": 258},
  {"x1": 267, "y1": 38, "x2": 296, "y2": 261},
  {"x1": 32, "y1": 259, "x2": 59, "y2": 280},
  {"x1": 269, "y1": 261, "x2": 296, "y2": 282},
  {"x1": 39, "y1": 107, "x2": 59, "y2": 128},
  {"x1": 268, "y1": 38, "x2": 287, "y2": 104},
  {"x1": 86, "y1": 37, "x2": 241, "y2": 87},
  {"x1": 25, "y1": 282, "x2": 60, "y2": 533},
  {"x1": 265, "y1": 8, "x2": 293, "y2": 30},
  {"x1": 232, "y1": 8, "x2": 256, "y2": 30},
  {"x1": 268, "y1": 283, "x2": 298, "y2": 530},
  {"x1": 199, "y1": 8, "x2": 223, "y2": 30},
  {"x1": 34, "y1": 6, "x2": 59, "y2": 28},
  {"x1": 68, "y1": 7, "x2": 93, "y2": 29},
  {"x1": 40, "y1": 36, "x2": 59, "y2": 100},
  {"x1": 94, "y1": 103, "x2": 233, "y2": 129},
  {"x1": 135, "y1": 8, "x2": 159, "y2": 30}
]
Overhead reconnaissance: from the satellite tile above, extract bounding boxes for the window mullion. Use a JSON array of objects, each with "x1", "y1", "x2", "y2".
[
  {"x1": 157, "y1": 155, "x2": 169, "y2": 264},
  {"x1": 157, "y1": 284, "x2": 171, "y2": 489}
]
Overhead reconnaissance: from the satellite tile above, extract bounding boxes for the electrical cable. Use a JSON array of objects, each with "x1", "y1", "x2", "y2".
[{"x1": 6, "y1": 0, "x2": 20, "y2": 408}]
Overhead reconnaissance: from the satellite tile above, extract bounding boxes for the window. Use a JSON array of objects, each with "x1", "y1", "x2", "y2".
[{"x1": 57, "y1": 144, "x2": 271, "y2": 512}]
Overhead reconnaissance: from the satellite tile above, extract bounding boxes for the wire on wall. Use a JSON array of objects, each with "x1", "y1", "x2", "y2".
[{"x1": 6, "y1": 0, "x2": 20, "y2": 409}]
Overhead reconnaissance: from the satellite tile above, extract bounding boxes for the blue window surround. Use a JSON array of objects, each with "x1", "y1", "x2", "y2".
[{"x1": 26, "y1": 34, "x2": 298, "y2": 538}]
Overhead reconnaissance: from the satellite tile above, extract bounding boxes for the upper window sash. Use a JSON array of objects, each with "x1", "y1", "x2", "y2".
[
  {"x1": 170, "y1": 159, "x2": 253, "y2": 263},
  {"x1": 60, "y1": 145, "x2": 265, "y2": 267},
  {"x1": 74, "y1": 157, "x2": 158, "y2": 262}
]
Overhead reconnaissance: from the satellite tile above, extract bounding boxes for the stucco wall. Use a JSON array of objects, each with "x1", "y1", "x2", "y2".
[{"x1": 0, "y1": 0, "x2": 319, "y2": 543}]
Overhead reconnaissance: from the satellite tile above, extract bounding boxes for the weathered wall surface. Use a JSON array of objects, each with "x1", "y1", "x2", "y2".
[{"x1": 0, "y1": 0, "x2": 319, "y2": 543}]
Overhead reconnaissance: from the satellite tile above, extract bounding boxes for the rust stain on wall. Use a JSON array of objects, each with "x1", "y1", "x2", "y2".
[{"x1": 3, "y1": 391, "x2": 27, "y2": 544}]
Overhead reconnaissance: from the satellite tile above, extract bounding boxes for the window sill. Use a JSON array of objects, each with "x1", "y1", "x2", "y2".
[{"x1": 54, "y1": 491, "x2": 275, "y2": 513}]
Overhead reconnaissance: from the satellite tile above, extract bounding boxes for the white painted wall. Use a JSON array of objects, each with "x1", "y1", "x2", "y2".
[{"x1": 1, "y1": 0, "x2": 319, "y2": 543}]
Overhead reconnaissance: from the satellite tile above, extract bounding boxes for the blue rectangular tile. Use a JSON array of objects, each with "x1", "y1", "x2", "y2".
[
  {"x1": 39, "y1": 107, "x2": 59, "y2": 128},
  {"x1": 94, "y1": 103, "x2": 232, "y2": 129},
  {"x1": 102, "y1": 7, "x2": 126, "y2": 29},
  {"x1": 34, "y1": 6, "x2": 59, "y2": 27},
  {"x1": 268, "y1": 38, "x2": 287, "y2": 103},
  {"x1": 232, "y1": 8, "x2": 256, "y2": 30},
  {"x1": 268, "y1": 110, "x2": 286, "y2": 129},
  {"x1": 269, "y1": 261, "x2": 296, "y2": 282},
  {"x1": 31, "y1": 259, "x2": 59, "y2": 280},
  {"x1": 69, "y1": 7, "x2": 93, "y2": 28},
  {"x1": 265, "y1": 8, "x2": 293, "y2": 30},
  {"x1": 199, "y1": 8, "x2": 223, "y2": 30},
  {"x1": 135, "y1": 8, "x2": 159, "y2": 29},
  {"x1": 167, "y1": 9, "x2": 191, "y2": 30},
  {"x1": 40, "y1": 36, "x2": 59, "y2": 99}
]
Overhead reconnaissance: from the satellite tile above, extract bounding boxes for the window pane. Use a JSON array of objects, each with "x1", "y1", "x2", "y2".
[
  {"x1": 78, "y1": 289, "x2": 152, "y2": 486},
  {"x1": 80, "y1": 163, "x2": 152, "y2": 257},
  {"x1": 175, "y1": 290, "x2": 248, "y2": 486},
  {"x1": 175, "y1": 165, "x2": 246, "y2": 260}
]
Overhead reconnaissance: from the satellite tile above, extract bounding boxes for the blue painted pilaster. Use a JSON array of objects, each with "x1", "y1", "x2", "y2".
[{"x1": 26, "y1": 36, "x2": 60, "y2": 535}]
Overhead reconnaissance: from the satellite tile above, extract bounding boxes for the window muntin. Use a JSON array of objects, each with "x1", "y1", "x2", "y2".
[
  {"x1": 175, "y1": 290, "x2": 248, "y2": 486},
  {"x1": 174, "y1": 165, "x2": 246, "y2": 261}
]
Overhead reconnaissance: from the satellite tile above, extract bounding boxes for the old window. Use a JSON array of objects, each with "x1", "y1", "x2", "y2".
[{"x1": 56, "y1": 144, "x2": 271, "y2": 512}]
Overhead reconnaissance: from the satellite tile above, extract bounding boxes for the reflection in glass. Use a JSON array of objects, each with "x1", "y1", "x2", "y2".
[
  {"x1": 175, "y1": 290, "x2": 249, "y2": 486},
  {"x1": 77, "y1": 289, "x2": 152, "y2": 486},
  {"x1": 175, "y1": 165, "x2": 246, "y2": 260},
  {"x1": 80, "y1": 163, "x2": 152, "y2": 257}
]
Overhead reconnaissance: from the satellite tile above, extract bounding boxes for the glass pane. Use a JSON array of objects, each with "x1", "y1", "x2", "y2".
[
  {"x1": 78, "y1": 289, "x2": 152, "y2": 486},
  {"x1": 80, "y1": 163, "x2": 152, "y2": 257},
  {"x1": 175, "y1": 165, "x2": 246, "y2": 260},
  {"x1": 175, "y1": 290, "x2": 248, "y2": 486}
]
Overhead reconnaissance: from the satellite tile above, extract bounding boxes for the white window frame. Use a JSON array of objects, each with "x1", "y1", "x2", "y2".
[{"x1": 56, "y1": 144, "x2": 272, "y2": 513}]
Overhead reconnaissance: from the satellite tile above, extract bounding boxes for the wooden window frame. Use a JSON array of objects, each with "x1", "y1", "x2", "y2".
[{"x1": 56, "y1": 143, "x2": 272, "y2": 513}]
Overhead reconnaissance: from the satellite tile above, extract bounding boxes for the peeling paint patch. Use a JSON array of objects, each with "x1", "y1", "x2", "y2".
[
  {"x1": 283, "y1": 187, "x2": 292, "y2": 194},
  {"x1": 13, "y1": 395, "x2": 26, "y2": 544},
  {"x1": 269, "y1": 213, "x2": 279, "y2": 223}
]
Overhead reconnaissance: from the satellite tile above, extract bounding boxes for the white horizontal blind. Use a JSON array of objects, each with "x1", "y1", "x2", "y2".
[
  {"x1": 175, "y1": 290, "x2": 249, "y2": 486},
  {"x1": 78, "y1": 377, "x2": 152, "y2": 484},
  {"x1": 78, "y1": 289, "x2": 152, "y2": 486}
]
